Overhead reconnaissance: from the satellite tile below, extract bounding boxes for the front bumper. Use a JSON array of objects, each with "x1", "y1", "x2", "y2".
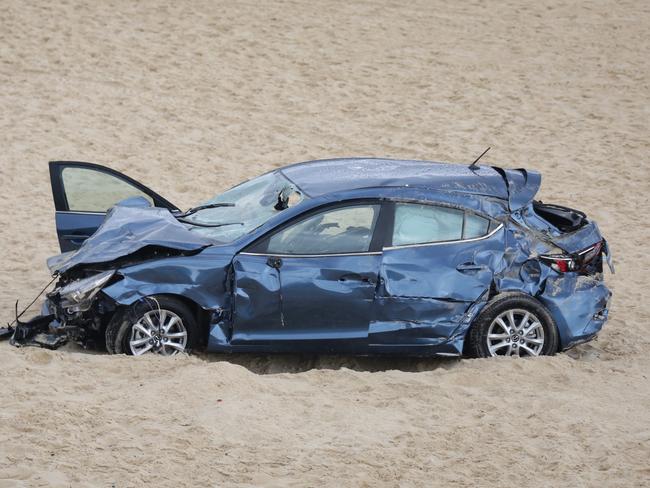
[
  {"x1": 2, "y1": 312, "x2": 67, "y2": 349},
  {"x1": 2, "y1": 292, "x2": 116, "y2": 349}
]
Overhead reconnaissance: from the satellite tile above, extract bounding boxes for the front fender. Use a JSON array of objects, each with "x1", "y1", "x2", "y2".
[{"x1": 101, "y1": 251, "x2": 232, "y2": 311}]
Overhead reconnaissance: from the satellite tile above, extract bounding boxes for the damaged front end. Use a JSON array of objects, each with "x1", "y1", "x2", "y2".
[
  {"x1": 42, "y1": 269, "x2": 122, "y2": 347},
  {"x1": 4, "y1": 202, "x2": 216, "y2": 350},
  {"x1": 7, "y1": 314, "x2": 65, "y2": 349},
  {"x1": 2, "y1": 268, "x2": 123, "y2": 349}
]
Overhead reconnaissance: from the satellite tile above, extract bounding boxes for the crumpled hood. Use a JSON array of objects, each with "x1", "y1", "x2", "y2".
[{"x1": 48, "y1": 204, "x2": 212, "y2": 274}]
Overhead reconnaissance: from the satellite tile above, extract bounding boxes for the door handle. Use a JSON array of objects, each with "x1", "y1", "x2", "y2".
[
  {"x1": 62, "y1": 234, "x2": 91, "y2": 244},
  {"x1": 338, "y1": 273, "x2": 374, "y2": 284},
  {"x1": 266, "y1": 257, "x2": 283, "y2": 269},
  {"x1": 456, "y1": 262, "x2": 486, "y2": 272}
]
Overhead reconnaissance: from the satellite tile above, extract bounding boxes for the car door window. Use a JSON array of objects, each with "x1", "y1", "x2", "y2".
[
  {"x1": 62, "y1": 167, "x2": 153, "y2": 212},
  {"x1": 392, "y1": 203, "x2": 493, "y2": 246},
  {"x1": 266, "y1": 205, "x2": 380, "y2": 254},
  {"x1": 392, "y1": 204, "x2": 464, "y2": 246},
  {"x1": 464, "y1": 212, "x2": 490, "y2": 238}
]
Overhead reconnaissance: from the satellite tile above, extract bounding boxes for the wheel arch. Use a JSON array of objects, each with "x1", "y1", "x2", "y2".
[
  {"x1": 463, "y1": 290, "x2": 561, "y2": 356},
  {"x1": 141, "y1": 293, "x2": 212, "y2": 349},
  {"x1": 103, "y1": 292, "x2": 212, "y2": 352}
]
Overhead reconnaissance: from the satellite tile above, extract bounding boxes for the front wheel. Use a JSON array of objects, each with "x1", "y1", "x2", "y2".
[
  {"x1": 465, "y1": 293, "x2": 559, "y2": 358},
  {"x1": 105, "y1": 296, "x2": 198, "y2": 356}
]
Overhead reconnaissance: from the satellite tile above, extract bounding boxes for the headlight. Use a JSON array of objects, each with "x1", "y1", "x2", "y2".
[{"x1": 57, "y1": 270, "x2": 115, "y2": 312}]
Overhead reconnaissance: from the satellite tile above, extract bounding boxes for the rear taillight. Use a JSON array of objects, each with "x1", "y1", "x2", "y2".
[
  {"x1": 579, "y1": 240, "x2": 603, "y2": 266},
  {"x1": 540, "y1": 240, "x2": 604, "y2": 274},
  {"x1": 540, "y1": 256, "x2": 577, "y2": 273}
]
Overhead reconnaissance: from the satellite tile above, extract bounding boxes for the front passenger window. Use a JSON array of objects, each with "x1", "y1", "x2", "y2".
[{"x1": 266, "y1": 205, "x2": 380, "y2": 255}]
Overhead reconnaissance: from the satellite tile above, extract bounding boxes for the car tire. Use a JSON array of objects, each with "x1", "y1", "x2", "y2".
[
  {"x1": 465, "y1": 293, "x2": 559, "y2": 358},
  {"x1": 105, "y1": 295, "x2": 198, "y2": 356}
]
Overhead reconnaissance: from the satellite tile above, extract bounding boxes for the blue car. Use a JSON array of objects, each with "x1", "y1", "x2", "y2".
[{"x1": 23, "y1": 158, "x2": 612, "y2": 358}]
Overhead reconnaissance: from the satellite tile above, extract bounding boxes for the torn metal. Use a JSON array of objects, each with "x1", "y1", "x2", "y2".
[
  {"x1": 5, "y1": 314, "x2": 67, "y2": 349},
  {"x1": 48, "y1": 203, "x2": 212, "y2": 275}
]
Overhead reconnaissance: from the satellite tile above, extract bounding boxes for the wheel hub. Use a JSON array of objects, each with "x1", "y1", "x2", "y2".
[
  {"x1": 486, "y1": 309, "x2": 545, "y2": 357},
  {"x1": 129, "y1": 309, "x2": 188, "y2": 356}
]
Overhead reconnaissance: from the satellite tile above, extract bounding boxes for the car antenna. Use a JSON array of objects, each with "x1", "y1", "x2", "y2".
[{"x1": 468, "y1": 147, "x2": 490, "y2": 170}]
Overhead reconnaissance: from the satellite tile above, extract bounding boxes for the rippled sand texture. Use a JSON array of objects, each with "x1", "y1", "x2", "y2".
[{"x1": 1, "y1": 1, "x2": 649, "y2": 486}]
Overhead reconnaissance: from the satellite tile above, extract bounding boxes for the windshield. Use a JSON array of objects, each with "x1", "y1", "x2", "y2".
[{"x1": 182, "y1": 171, "x2": 306, "y2": 242}]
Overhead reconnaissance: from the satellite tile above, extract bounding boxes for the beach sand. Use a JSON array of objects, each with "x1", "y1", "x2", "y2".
[{"x1": 1, "y1": 0, "x2": 649, "y2": 486}]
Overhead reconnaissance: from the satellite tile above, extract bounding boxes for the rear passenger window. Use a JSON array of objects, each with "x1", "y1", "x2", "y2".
[
  {"x1": 393, "y1": 204, "x2": 463, "y2": 246},
  {"x1": 464, "y1": 213, "x2": 489, "y2": 238},
  {"x1": 391, "y1": 203, "x2": 493, "y2": 246}
]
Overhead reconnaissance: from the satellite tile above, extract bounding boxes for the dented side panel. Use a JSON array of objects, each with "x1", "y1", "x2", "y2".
[
  {"x1": 372, "y1": 227, "x2": 506, "y2": 350},
  {"x1": 229, "y1": 254, "x2": 283, "y2": 344},
  {"x1": 538, "y1": 274, "x2": 611, "y2": 349},
  {"x1": 379, "y1": 227, "x2": 506, "y2": 300},
  {"x1": 101, "y1": 248, "x2": 232, "y2": 311},
  {"x1": 495, "y1": 212, "x2": 611, "y2": 349},
  {"x1": 496, "y1": 220, "x2": 558, "y2": 297},
  {"x1": 370, "y1": 297, "x2": 468, "y2": 347},
  {"x1": 230, "y1": 253, "x2": 380, "y2": 346}
]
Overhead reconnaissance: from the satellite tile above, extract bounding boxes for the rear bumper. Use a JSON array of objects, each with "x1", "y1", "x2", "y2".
[{"x1": 538, "y1": 274, "x2": 611, "y2": 350}]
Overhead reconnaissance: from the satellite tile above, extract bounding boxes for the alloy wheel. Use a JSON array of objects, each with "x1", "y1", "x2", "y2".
[
  {"x1": 486, "y1": 309, "x2": 545, "y2": 357},
  {"x1": 129, "y1": 309, "x2": 188, "y2": 356}
]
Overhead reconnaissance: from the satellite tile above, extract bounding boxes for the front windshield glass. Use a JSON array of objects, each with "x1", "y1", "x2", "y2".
[{"x1": 182, "y1": 171, "x2": 306, "y2": 243}]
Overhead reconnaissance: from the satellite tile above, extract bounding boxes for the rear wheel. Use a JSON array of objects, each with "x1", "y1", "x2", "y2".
[
  {"x1": 466, "y1": 293, "x2": 559, "y2": 358},
  {"x1": 105, "y1": 296, "x2": 198, "y2": 355}
]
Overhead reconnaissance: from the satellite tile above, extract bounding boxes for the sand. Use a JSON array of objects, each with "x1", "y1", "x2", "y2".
[{"x1": 1, "y1": 0, "x2": 649, "y2": 486}]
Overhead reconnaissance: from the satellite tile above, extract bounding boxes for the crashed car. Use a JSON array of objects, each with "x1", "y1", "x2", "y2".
[{"x1": 10, "y1": 158, "x2": 612, "y2": 357}]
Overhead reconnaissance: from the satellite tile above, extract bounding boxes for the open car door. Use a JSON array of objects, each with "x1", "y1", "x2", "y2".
[{"x1": 49, "y1": 161, "x2": 180, "y2": 252}]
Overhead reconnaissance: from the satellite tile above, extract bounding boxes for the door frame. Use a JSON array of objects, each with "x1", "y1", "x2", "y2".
[{"x1": 229, "y1": 199, "x2": 391, "y2": 348}]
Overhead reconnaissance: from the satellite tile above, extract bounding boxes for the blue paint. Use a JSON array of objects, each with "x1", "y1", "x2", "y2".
[
  {"x1": 54, "y1": 212, "x2": 106, "y2": 252},
  {"x1": 281, "y1": 158, "x2": 510, "y2": 199},
  {"x1": 49, "y1": 204, "x2": 212, "y2": 274},
  {"x1": 45, "y1": 158, "x2": 612, "y2": 356},
  {"x1": 538, "y1": 274, "x2": 611, "y2": 349}
]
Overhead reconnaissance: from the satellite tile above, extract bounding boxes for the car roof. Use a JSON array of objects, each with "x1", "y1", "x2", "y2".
[{"x1": 280, "y1": 158, "x2": 510, "y2": 200}]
